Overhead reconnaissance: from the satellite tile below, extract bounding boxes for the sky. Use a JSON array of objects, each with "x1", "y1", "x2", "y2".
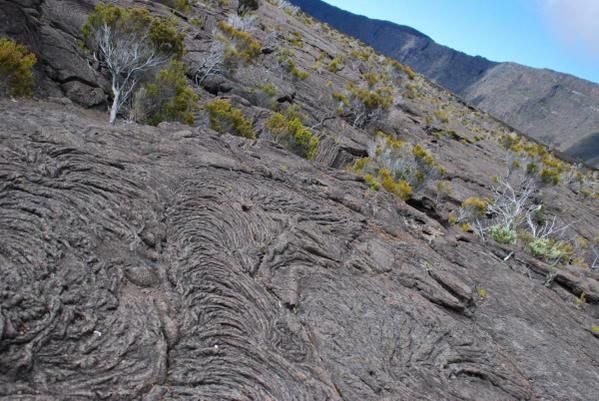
[{"x1": 323, "y1": 0, "x2": 599, "y2": 84}]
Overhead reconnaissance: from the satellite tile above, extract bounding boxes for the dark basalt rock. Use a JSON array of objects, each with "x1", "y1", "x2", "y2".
[
  {"x1": 1, "y1": 98, "x2": 598, "y2": 401},
  {"x1": 1, "y1": 1, "x2": 598, "y2": 400}
]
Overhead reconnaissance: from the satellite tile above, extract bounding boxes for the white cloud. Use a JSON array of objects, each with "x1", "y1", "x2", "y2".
[{"x1": 541, "y1": 0, "x2": 599, "y2": 57}]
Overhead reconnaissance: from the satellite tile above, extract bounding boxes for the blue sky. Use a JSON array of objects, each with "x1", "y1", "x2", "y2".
[{"x1": 324, "y1": 0, "x2": 599, "y2": 84}]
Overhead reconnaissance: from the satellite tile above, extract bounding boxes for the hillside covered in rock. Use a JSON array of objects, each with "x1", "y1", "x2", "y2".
[
  {"x1": 1, "y1": 1, "x2": 599, "y2": 400},
  {"x1": 290, "y1": 0, "x2": 599, "y2": 168}
]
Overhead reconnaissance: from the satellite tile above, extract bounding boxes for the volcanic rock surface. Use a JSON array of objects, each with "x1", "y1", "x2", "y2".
[{"x1": 1, "y1": 1, "x2": 599, "y2": 400}]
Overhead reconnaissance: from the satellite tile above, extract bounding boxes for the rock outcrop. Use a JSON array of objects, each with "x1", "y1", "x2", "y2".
[{"x1": 1, "y1": 1, "x2": 599, "y2": 400}]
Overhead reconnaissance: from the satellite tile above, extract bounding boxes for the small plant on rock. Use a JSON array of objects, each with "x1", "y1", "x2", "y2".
[
  {"x1": 131, "y1": 60, "x2": 198, "y2": 125},
  {"x1": 342, "y1": 82, "x2": 393, "y2": 128},
  {"x1": 266, "y1": 106, "x2": 318, "y2": 159},
  {"x1": 327, "y1": 55, "x2": 344, "y2": 73},
  {"x1": 489, "y1": 224, "x2": 518, "y2": 245},
  {"x1": 205, "y1": 98, "x2": 255, "y2": 139},
  {"x1": 0, "y1": 37, "x2": 36, "y2": 97},
  {"x1": 528, "y1": 238, "x2": 570, "y2": 263},
  {"x1": 217, "y1": 18, "x2": 261, "y2": 63}
]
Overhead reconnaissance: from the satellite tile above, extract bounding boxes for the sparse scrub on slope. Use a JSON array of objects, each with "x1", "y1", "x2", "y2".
[
  {"x1": 353, "y1": 133, "x2": 446, "y2": 200},
  {"x1": 266, "y1": 106, "x2": 319, "y2": 159}
]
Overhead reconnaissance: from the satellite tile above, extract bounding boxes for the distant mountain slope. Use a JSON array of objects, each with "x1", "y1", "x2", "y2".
[{"x1": 290, "y1": 0, "x2": 599, "y2": 167}]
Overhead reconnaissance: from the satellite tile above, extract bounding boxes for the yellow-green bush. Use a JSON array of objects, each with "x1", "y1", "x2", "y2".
[
  {"x1": 388, "y1": 58, "x2": 416, "y2": 80},
  {"x1": 205, "y1": 99, "x2": 255, "y2": 139},
  {"x1": 362, "y1": 72, "x2": 379, "y2": 87},
  {"x1": 529, "y1": 238, "x2": 571, "y2": 263},
  {"x1": 174, "y1": 0, "x2": 191, "y2": 13},
  {"x1": 351, "y1": 48, "x2": 373, "y2": 62},
  {"x1": 353, "y1": 132, "x2": 445, "y2": 200},
  {"x1": 328, "y1": 55, "x2": 343, "y2": 72},
  {"x1": 218, "y1": 20, "x2": 261, "y2": 62},
  {"x1": 288, "y1": 31, "x2": 304, "y2": 48},
  {"x1": 135, "y1": 60, "x2": 199, "y2": 126},
  {"x1": 266, "y1": 107, "x2": 318, "y2": 159},
  {"x1": 489, "y1": 224, "x2": 517, "y2": 245},
  {"x1": 434, "y1": 108, "x2": 449, "y2": 124},
  {"x1": 0, "y1": 37, "x2": 36, "y2": 96},
  {"x1": 461, "y1": 197, "x2": 488, "y2": 216},
  {"x1": 379, "y1": 168, "x2": 412, "y2": 200},
  {"x1": 540, "y1": 168, "x2": 560, "y2": 185},
  {"x1": 347, "y1": 82, "x2": 393, "y2": 111},
  {"x1": 238, "y1": 0, "x2": 259, "y2": 14}
]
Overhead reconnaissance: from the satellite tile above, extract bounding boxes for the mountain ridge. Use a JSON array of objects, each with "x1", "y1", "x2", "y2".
[{"x1": 289, "y1": 0, "x2": 599, "y2": 167}]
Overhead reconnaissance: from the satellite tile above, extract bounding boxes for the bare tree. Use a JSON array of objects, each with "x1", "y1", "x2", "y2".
[
  {"x1": 194, "y1": 37, "x2": 226, "y2": 85},
  {"x1": 82, "y1": 4, "x2": 184, "y2": 124},
  {"x1": 487, "y1": 176, "x2": 537, "y2": 231},
  {"x1": 93, "y1": 25, "x2": 171, "y2": 124}
]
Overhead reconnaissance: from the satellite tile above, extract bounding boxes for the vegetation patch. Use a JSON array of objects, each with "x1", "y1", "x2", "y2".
[
  {"x1": 266, "y1": 107, "x2": 318, "y2": 159},
  {"x1": 217, "y1": 20, "x2": 261, "y2": 63},
  {"x1": 0, "y1": 37, "x2": 36, "y2": 97},
  {"x1": 82, "y1": 3, "x2": 185, "y2": 123},
  {"x1": 205, "y1": 99, "x2": 255, "y2": 139},
  {"x1": 132, "y1": 60, "x2": 198, "y2": 126},
  {"x1": 352, "y1": 132, "x2": 445, "y2": 200}
]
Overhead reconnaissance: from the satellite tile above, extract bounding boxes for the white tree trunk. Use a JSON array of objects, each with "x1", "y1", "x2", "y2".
[{"x1": 109, "y1": 89, "x2": 120, "y2": 124}]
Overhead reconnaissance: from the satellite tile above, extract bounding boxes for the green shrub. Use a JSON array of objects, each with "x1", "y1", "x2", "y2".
[
  {"x1": 217, "y1": 20, "x2": 261, "y2": 62},
  {"x1": 190, "y1": 18, "x2": 204, "y2": 28},
  {"x1": 351, "y1": 48, "x2": 373, "y2": 62},
  {"x1": 266, "y1": 107, "x2": 318, "y2": 159},
  {"x1": 134, "y1": 60, "x2": 199, "y2": 125},
  {"x1": 251, "y1": 83, "x2": 278, "y2": 109},
  {"x1": 388, "y1": 58, "x2": 416, "y2": 80},
  {"x1": 489, "y1": 224, "x2": 517, "y2": 245},
  {"x1": 0, "y1": 37, "x2": 36, "y2": 96},
  {"x1": 257, "y1": 83, "x2": 277, "y2": 98},
  {"x1": 434, "y1": 108, "x2": 449, "y2": 124},
  {"x1": 405, "y1": 83, "x2": 417, "y2": 99},
  {"x1": 461, "y1": 197, "x2": 488, "y2": 216},
  {"x1": 529, "y1": 238, "x2": 571, "y2": 263},
  {"x1": 205, "y1": 99, "x2": 255, "y2": 139},
  {"x1": 540, "y1": 168, "x2": 560, "y2": 185},
  {"x1": 379, "y1": 168, "x2": 412, "y2": 200},
  {"x1": 328, "y1": 56, "x2": 343, "y2": 72},
  {"x1": 353, "y1": 133, "x2": 445, "y2": 200},
  {"x1": 331, "y1": 91, "x2": 349, "y2": 106},
  {"x1": 174, "y1": 0, "x2": 191, "y2": 13},
  {"x1": 362, "y1": 72, "x2": 379, "y2": 87},
  {"x1": 348, "y1": 83, "x2": 392, "y2": 111},
  {"x1": 288, "y1": 31, "x2": 304, "y2": 48}
]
